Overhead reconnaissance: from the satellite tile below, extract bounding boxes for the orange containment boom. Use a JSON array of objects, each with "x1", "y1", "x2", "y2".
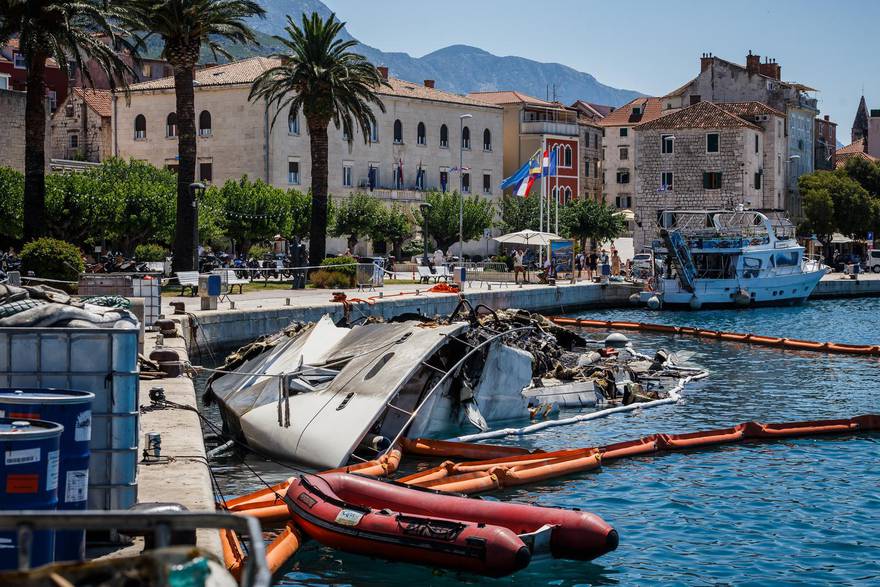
[
  {"x1": 403, "y1": 415, "x2": 880, "y2": 494},
  {"x1": 545, "y1": 316, "x2": 880, "y2": 356}
]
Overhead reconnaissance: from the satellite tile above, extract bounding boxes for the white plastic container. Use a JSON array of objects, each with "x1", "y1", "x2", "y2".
[{"x1": 0, "y1": 327, "x2": 139, "y2": 510}]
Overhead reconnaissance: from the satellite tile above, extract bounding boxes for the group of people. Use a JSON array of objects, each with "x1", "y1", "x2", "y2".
[{"x1": 510, "y1": 247, "x2": 627, "y2": 284}]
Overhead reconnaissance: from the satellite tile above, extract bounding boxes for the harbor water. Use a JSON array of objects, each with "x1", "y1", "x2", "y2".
[{"x1": 206, "y1": 297, "x2": 880, "y2": 586}]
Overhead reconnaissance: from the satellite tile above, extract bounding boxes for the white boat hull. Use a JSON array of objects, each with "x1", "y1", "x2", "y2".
[{"x1": 659, "y1": 266, "x2": 827, "y2": 307}]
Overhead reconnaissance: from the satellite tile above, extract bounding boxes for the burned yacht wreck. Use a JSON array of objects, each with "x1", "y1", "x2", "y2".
[{"x1": 206, "y1": 305, "x2": 707, "y2": 469}]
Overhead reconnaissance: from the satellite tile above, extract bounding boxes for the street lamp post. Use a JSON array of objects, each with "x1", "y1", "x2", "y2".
[
  {"x1": 419, "y1": 202, "x2": 432, "y2": 266},
  {"x1": 190, "y1": 182, "x2": 206, "y2": 271},
  {"x1": 458, "y1": 113, "x2": 472, "y2": 261}
]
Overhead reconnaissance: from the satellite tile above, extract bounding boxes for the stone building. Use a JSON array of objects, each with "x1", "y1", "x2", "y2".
[
  {"x1": 0, "y1": 89, "x2": 28, "y2": 171},
  {"x1": 113, "y1": 57, "x2": 504, "y2": 255},
  {"x1": 632, "y1": 100, "x2": 786, "y2": 250},
  {"x1": 579, "y1": 119, "x2": 603, "y2": 201},
  {"x1": 663, "y1": 51, "x2": 819, "y2": 220},
  {"x1": 50, "y1": 88, "x2": 112, "y2": 162},
  {"x1": 851, "y1": 95, "x2": 869, "y2": 144},
  {"x1": 467, "y1": 91, "x2": 582, "y2": 205},
  {"x1": 814, "y1": 115, "x2": 837, "y2": 171},
  {"x1": 598, "y1": 97, "x2": 668, "y2": 211},
  {"x1": 0, "y1": 39, "x2": 69, "y2": 113}
]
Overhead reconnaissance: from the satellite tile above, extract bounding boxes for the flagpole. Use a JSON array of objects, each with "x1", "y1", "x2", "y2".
[{"x1": 539, "y1": 138, "x2": 545, "y2": 267}]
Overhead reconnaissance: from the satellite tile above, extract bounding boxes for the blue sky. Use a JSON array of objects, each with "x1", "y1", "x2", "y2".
[{"x1": 323, "y1": 0, "x2": 878, "y2": 144}]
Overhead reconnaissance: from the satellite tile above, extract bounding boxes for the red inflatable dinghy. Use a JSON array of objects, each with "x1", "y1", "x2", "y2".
[{"x1": 286, "y1": 473, "x2": 617, "y2": 575}]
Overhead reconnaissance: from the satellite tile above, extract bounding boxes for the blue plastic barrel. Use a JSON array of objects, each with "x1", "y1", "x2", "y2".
[
  {"x1": 0, "y1": 389, "x2": 93, "y2": 562},
  {"x1": 0, "y1": 418, "x2": 62, "y2": 570}
]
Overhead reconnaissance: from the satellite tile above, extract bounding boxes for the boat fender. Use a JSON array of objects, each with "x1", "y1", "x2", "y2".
[
  {"x1": 647, "y1": 295, "x2": 662, "y2": 310},
  {"x1": 604, "y1": 332, "x2": 629, "y2": 347}
]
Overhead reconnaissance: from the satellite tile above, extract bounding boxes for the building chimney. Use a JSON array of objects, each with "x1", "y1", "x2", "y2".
[
  {"x1": 700, "y1": 52, "x2": 714, "y2": 73},
  {"x1": 423, "y1": 79, "x2": 434, "y2": 89},
  {"x1": 824, "y1": 115, "x2": 830, "y2": 121},
  {"x1": 377, "y1": 66, "x2": 388, "y2": 80},
  {"x1": 759, "y1": 57, "x2": 781, "y2": 80},
  {"x1": 745, "y1": 50, "x2": 760, "y2": 74}
]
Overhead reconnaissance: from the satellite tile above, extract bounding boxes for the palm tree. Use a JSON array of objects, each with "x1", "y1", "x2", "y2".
[
  {"x1": 123, "y1": 0, "x2": 265, "y2": 272},
  {"x1": 249, "y1": 12, "x2": 387, "y2": 265},
  {"x1": 0, "y1": 0, "x2": 137, "y2": 242}
]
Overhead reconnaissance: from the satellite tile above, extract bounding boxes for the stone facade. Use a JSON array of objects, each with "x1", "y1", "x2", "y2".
[
  {"x1": 666, "y1": 52, "x2": 819, "y2": 219},
  {"x1": 50, "y1": 89, "x2": 112, "y2": 162},
  {"x1": 579, "y1": 121, "x2": 603, "y2": 201},
  {"x1": 0, "y1": 89, "x2": 27, "y2": 171},
  {"x1": 633, "y1": 102, "x2": 786, "y2": 251},
  {"x1": 814, "y1": 115, "x2": 837, "y2": 171}
]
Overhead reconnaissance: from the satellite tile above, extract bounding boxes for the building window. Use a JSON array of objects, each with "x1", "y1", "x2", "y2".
[
  {"x1": 482, "y1": 173, "x2": 491, "y2": 194},
  {"x1": 343, "y1": 164, "x2": 353, "y2": 187},
  {"x1": 288, "y1": 113, "x2": 300, "y2": 135},
  {"x1": 417, "y1": 122, "x2": 426, "y2": 145},
  {"x1": 416, "y1": 166, "x2": 425, "y2": 190},
  {"x1": 200, "y1": 162, "x2": 213, "y2": 183},
  {"x1": 369, "y1": 121, "x2": 378, "y2": 143},
  {"x1": 619, "y1": 147, "x2": 629, "y2": 161},
  {"x1": 0, "y1": 74, "x2": 9, "y2": 90},
  {"x1": 166, "y1": 112, "x2": 178, "y2": 138},
  {"x1": 706, "y1": 133, "x2": 719, "y2": 153},
  {"x1": 165, "y1": 163, "x2": 179, "y2": 174},
  {"x1": 439, "y1": 170, "x2": 449, "y2": 191},
  {"x1": 594, "y1": 133, "x2": 600, "y2": 149},
  {"x1": 483, "y1": 128, "x2": 492, "y2": 151},
  {"x1": 68, "y1": 134, "x2": 79, "y2": 149},
  {"x1": 661, "y1": 171, "x2": 674, "y2": 190},
  {"x1": 616, "y1": 169, "x2": 630, "y2": 184},
  {"x1": 798, "y1": 139, "x2": 804, "y2": 151},
  {"x1": 564, "y1": 187, "x2": 573, "y2": 204},
  {"x1": 47, "y1": 90, "x2": 57, "y2": 111},
  {"x1": 199, "y1": 110, "x2": 212, "y2": 136},
  {"x1": 288, "y1": 160, "x2": 300, "y2": 184},
  {"x1": 755, "y1": 134, "x2": 759, "y2": 153},
  {"x1": 440, "y1": 124, "x2": 448, "y2": 148},
  {"x1": 461, "y1": 126, "x2": 470, "y2": 149},
  {"x1": 619, "y1": 127, "x2": 628, "y2": 138},
  {"x1": 393, "y1": 119, "x2": 403, "y2": 144},
  {"x1": 690, "y1": 95, "x2": 701, "y2": 105},
  {"x1": 13, "y1": 52, "x2": 26, "y2": 69},
  {"x1": 584, "y1": 160, "x2": 590, "y2": 177},
  {"x1": 65, "y1": 101, "x2": 75, "y2": 117},
  {"x1": 703, "y1": 171, "x2": 722, "y2": 189},
  {"x1": 563, "y1": 145, "x2": 572, "y2": 167},
  {"x1": 661, "y1": 134, "x2": 674, "y2": 154},
  {"x1": 462, "y1": 172, "x2": 471, "y2": 193},
  {"x1": 615, "y1": 195, "x2": 632, "y2": 209},
  {"x1": 134, "y1": 114, "x2": 147, "y2": 139},
  {"x1": 754, "y1": 171, "x2": 762, "y2": 190}
]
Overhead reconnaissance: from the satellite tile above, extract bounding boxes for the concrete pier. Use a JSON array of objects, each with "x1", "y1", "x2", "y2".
[{"x1": 813, "y1": 272, "x2": 880, "y2": 298}]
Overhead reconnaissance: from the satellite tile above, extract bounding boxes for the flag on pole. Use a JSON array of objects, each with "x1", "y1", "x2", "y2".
[
  {"x1": 513, "y1": 151, "x2": 544, "y2": 197},
  {"x1": 500, "y1": 149, "x2": 542, "y2": 190},
  {"x1": 515, "y1": 175, "x2": 536, "y2": 197},
  {"x1": 542, "y1": 147, "x2": 558, "y2": 177}
]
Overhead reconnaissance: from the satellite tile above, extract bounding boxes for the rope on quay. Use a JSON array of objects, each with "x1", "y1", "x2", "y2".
[{"x1": 546, "y1": 316, "x2": 880, "y2": 357}]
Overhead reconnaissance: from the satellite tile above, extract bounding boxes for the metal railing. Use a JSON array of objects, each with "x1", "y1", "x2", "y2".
[{"x1": 0, "y1": 510, "x2": 270, "y2": 586}]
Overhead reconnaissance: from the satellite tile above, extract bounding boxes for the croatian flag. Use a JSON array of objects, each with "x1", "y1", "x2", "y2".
[{"x1": 542, "y1": 147, "x2": 558, "y2": 177}]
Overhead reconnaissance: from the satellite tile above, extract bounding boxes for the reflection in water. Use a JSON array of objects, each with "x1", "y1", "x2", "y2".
[{"x1": 202, "y1": 298, "x2": 880, "y2": 586}]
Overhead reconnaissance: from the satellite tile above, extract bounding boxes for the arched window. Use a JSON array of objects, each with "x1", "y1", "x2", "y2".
[
  {"x1": 483, "y1": 128, "x2": 491, "y2": 151},
  {"x1": 288, "y1": 113, "x2": 299, "y2": 135},
  {"x1": 198, "y1": 110, "x2": 212, "y2": 136},
  {"x1": 564, "y1": 145, "x2": 573, "y2": 167},
  {"x1": 439, "y1": 124, "x2": 448, "y2": 147},
  {"x1": 417, "y1": 122, "x2": 426, "y2": 145},
  {"x1": 134, "y1": 114, "x2": 146, "y2": 139},
  {"x1": 563, "y1": 187, "x2": 573, "y2": 204},
  {"x1": 461, "y1": 126, "x2": 470, "y2": 149},
  {"x1": 165, "y1": 112, "x2": 177, "y2": 138},
  {"x1": 393, "y1": 119, "x2": 403, "y2": 144}
]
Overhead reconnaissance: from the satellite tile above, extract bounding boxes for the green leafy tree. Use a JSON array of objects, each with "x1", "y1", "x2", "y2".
[
  {"x1": 288, "y1": 188, "x2": 312, "y2": 239},
  {"x1": 0, "y1": 167, "x2": 24, "y2": 243},
  {"x1": 369, "y1": 204, "x2": 413, "y2": 259},
  {"x1": 214, "y1": 177, "x2": 292, "y2": 252},
  {"x1": 560, "y1": 198, "x2": 625, "y2": 251},
  {"x1": 249, "y1": 12, "x2": 387, "y2": 265},
  {"x1": 423, "y1": 190, "x2": 494, "y2": 252},
  {"x1": 800, "y1": 171, "x2": 877, "y2": 247},
  {"x1": 841, "y1": 157, "x2": 880, "y2": 196},
  {"x1": 801, "y1": 188, "x2": 836, "y2": 250},
  {"x1": 44, "y1": 172, "x2": 117, "y2": 248},
  {"x1": 330, "y1": 193, "x2": 381, "y2": 252},
  {"x1": 123, "y1": 0, "x2": 265, "y2": 271},
  {"x1": 498, "y1": 194, "x2": 541, "y2": 233},
  {"x1": 0, "y1": 0, "x2": 137, "y2": 242}
]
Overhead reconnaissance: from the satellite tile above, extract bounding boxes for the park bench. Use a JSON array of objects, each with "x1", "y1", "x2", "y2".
[
  {"x1": 213, "y1": 268, "x2": 249, "y2": 297},
  {"x1": 416, "y1": 265, "x2": 451, "y2": 284},
  {"x1": 175, "y1": 271, "x2": 199, "y2": 296}
]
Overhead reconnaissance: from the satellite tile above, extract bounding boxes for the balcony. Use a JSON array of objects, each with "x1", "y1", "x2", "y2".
[
  {"x1": 520, "y1": 120, "x2": 579, "y2": 136},
  {"x1": 357, "y1": 186, "x2": 428, "y2": 202}
]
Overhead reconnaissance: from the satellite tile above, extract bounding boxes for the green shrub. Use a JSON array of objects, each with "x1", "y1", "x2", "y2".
[
  {"x1": 248, "y1": 244, "x2": 272, "y2": 259},
  {"x1": 20, "y1": 238, "x2": 84, "y2": 282},
  {"x1": 320, "y1": 256, "x2": 357, "y2": 276},
  {"x1": 310, "y1": 269, "x2": 355, "y2": 289},
  {"x1": 134, "y1": 243, "x2": 168, "y2": 262}
]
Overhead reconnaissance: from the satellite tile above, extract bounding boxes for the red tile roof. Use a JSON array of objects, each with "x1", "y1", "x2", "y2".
[
  {"x1": 598, "y1": 97, "x2": 667, "y2": 127},
  {"x1": 467, "y1": 90, "x2": 559, "y2": 108},
  {"x1": 74, "y1": 88, "x2": 112, "y2": 118},
  {"x1": 836, "y1": 138, "x2": 866, "y2": 156},
  {"x1": 636, "y1": 100, "x2": 761, "y2": 131},
  {"x1": 128, "y1": 56, "x2": 498, "y2": 108},
  {"x1": 834, "y1": 139, "x2": 877, "y2": 168},
  {"x1": 715, "y1": 101, "x2": 785, "y2": 119}
]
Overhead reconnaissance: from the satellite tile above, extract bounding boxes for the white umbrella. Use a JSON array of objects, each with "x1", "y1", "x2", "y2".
[{"x1": 494, "y1": 229, "x2": 562, "y2": 247}]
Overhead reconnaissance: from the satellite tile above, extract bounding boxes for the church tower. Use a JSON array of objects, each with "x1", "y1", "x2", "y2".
[{"x1": 852, "y1": 95, "x2": 869, "y2": 143}]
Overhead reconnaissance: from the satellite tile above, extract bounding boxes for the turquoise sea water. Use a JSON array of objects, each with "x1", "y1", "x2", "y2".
[{"x1": 214, "y1": 298, "x2": 880, "y2": 586}]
